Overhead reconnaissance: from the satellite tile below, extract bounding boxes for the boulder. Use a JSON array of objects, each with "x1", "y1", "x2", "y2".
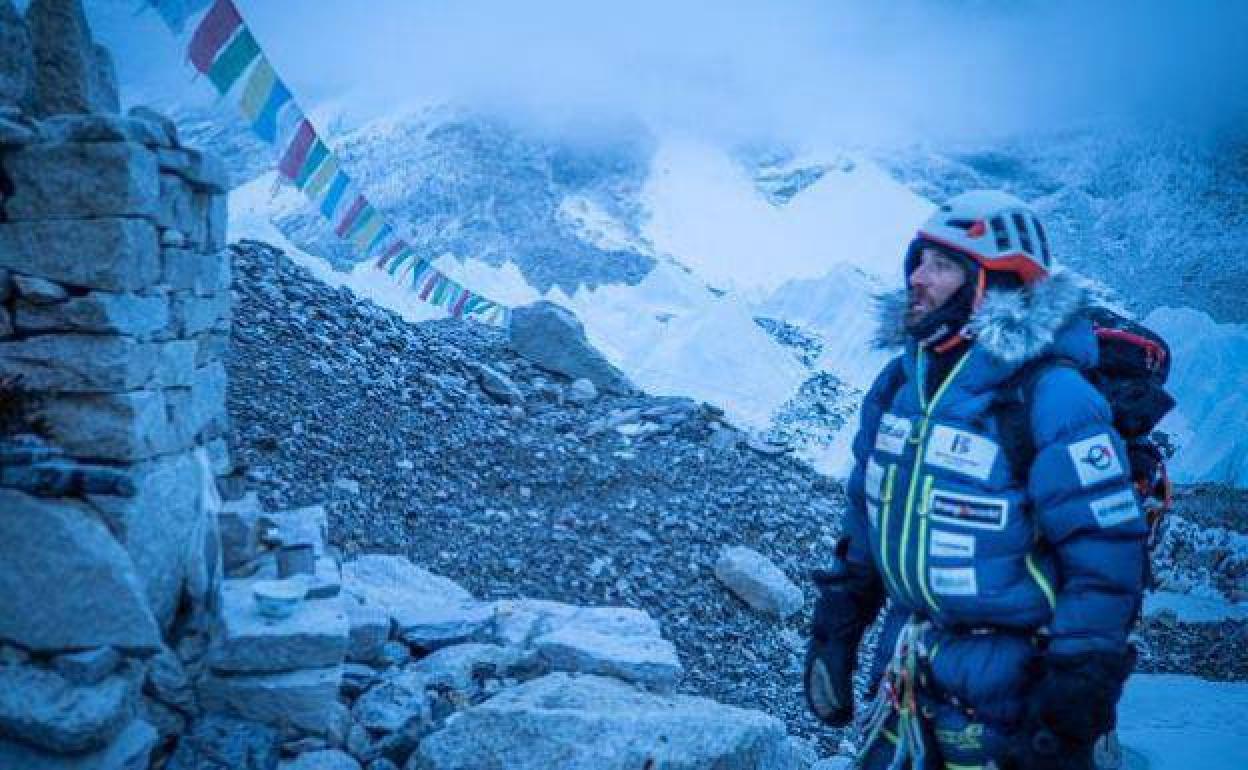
[
  {"x1": 0, "y1": 218, "x2": 160, "y2": 291},
  {"x1": 4, "y1": 140, "x2": 159, "y2": 221},
  {"x1": 0, "y1": 0, "x2": 33, "y2": 110},
  {"x1": 165, "y1": 714, "x2": 280, "y2": 770},
  {"x1": 282, "y1": 749, "x2": 362, "y2": 770},
  {"x1": 714, "y1": 546, "x2": 804, "y2": 619},
  {"x1": 410, "y1": 673, "x2": 804, "y2": 770},
  {"x1": 199, "y1": 666, "x2": 344, "y2": 735},
  {"x1": 0, "y1": 718, "x2": 157, "y2": 770},
  {"x1": 565, "y1": 378, "x2": 598, "y2": 404},
  {"x1": 0, "y1": 662, "x2": 139, "y2": 753},
  {"x1": 508, "y1": 301, "x2": 634, "y2": 396},
  {"x1": 341, "y1": 555, "x2": 491, "y2": 649},
  {"x1": 350, "y1": 672, "x2": 432, "y2": 735},
  {"x1": 207, "y1": 580, "x2": 348, "y2": 674},
  {"x1": 25, "y1": 0, "x2": 108, "y2": 116},
  {"x1": 0, "y1": 489, "x2": 161, "y2": 653}
]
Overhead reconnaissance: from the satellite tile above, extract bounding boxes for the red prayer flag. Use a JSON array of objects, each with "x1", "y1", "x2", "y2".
[
  {"x1": 189, "y1": 0, "x2": 243, "y2": 74},
  {"x1": 334, "y1": 195, "x2": 367, "y2": 237},
  {"x1": 278, "y1": 120, "x2": 317, "y2": 180}
]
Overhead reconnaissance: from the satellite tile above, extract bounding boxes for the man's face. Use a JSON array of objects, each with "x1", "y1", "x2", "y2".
[{"x1": 906, "y1": 247, "x2": 969, "y2": 328}]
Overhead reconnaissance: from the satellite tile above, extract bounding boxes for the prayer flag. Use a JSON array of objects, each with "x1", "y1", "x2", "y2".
[
  {"x1": 278, "y1": 119, "x2": 316, "y2": 180},
  {"x1": 334, "y1": 195, "x2": 367, "y2": 237},
  {"x1": 319, "y1": 173, "x2": 349, "y2": 220},
  {"x1": 305, "y1": 157, "x2": 339, "y2": 200},
  {"x1": 207, "y1": 27, "x2": 259, "y2": 92},
  {"x1": 189, "y1": 0, "x2": 242, "y2": 73},
  {"x1": 295, "y1": 140, "x2": 329, "y2": 188}
]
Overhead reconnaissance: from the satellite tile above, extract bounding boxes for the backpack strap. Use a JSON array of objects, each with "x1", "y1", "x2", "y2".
[{"x1": 993, "y1": 355, "x2": 1080, "y2": 482}]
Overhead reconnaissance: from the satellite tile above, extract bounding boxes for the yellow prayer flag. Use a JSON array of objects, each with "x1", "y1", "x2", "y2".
[{"x1": 351, "y1": 213, "x2": 385, "y2": 251}]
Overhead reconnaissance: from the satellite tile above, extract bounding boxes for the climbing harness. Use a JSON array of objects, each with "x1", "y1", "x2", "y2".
[{"x1": 856, "y1": 617, "x2": 936, "y2": 770}]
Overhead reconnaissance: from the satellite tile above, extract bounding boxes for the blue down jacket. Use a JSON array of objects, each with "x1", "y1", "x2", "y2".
[{"x1": 845, "y1": 273, "x2": 1148, "y2": 661}]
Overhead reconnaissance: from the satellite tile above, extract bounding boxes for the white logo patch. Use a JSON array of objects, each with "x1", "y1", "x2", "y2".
[
  {"x1": 1090, "y1": 489, "x2": 1141, "y2": 528},
  {"x1": 929, "y1": 566, "x2": 978, "y2": 597},
  {"x1": 875, "y1": 414, "x2": 912, "y2": 455},
  {"x1": 929, "y1": 530, "x2": 976, "y2": 559},
  {"x1": 865, "y1": 458, "x2": 885, "y2": 501},
  {"x1": 925, "y1": 425, "x2": 999, "y2": 481},
  {"x1": 1067, "y1": 433, "x2": 1124, "y2": 487},
  {"x1": 928, "y1": 489, "x2": 1009, "y2": 531}
]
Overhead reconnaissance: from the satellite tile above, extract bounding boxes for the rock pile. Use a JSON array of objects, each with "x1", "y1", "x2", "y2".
[
  {"x1": 225, "y1": 240, "x2": 851, "y2": 750},
  {"x1": 181, "y1": 497, "x2": 813, "y2": 769},
  {"x1": 0, "y1": 4, "x2": 230, "y2": 766}
]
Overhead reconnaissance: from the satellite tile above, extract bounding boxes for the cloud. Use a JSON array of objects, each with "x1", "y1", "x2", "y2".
[{"x1": 93, "y1": 0, "x2": 1248, "y2": 146}]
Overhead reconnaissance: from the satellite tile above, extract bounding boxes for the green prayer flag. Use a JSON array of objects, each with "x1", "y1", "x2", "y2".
[{"x1": 209, "y1": 28, "x2": 261, "y2": 93}]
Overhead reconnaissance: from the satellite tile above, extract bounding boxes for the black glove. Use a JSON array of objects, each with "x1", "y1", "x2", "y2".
[
  {"x1": 803, "y1": 539, "x2": 883, "y2": 727},
  {"x1": 1011, "y1": 649, "x2": 1134, "y2": 770}
]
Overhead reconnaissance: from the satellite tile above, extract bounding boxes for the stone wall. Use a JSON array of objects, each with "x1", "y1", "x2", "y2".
[{"x1": 0, "y1": 1, "x2": 230, "y2": 766}]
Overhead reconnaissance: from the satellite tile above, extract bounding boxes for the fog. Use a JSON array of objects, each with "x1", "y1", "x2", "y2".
[{"x1": 86, "y1": 0, "x2": 1248, "y2": 147}]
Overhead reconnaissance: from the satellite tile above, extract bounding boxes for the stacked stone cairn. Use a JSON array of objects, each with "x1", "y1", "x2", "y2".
[{"x1": 0, "y1": 1, "x2": 230, "y2": 767}]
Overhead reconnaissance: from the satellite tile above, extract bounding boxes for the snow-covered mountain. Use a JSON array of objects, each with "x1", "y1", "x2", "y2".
[{"x1": 82, "y1": 0, "x2": 1248, "y2": 487}]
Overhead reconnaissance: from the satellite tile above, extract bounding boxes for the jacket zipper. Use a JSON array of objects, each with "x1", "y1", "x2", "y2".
[
  {"x1": 877, "y1": 464, "x2": 901, "y2": 598},
  {"x1": 893, "y1": 348, "x2": 971, "y2": 609}
]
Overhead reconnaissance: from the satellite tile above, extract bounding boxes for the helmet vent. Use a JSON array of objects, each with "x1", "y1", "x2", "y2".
[
  {"x1": 990, "y1": 216, "x2": 1010, "y2": 251},
  {"x1": 1011, "y1": 212, "x2": 1034, "y2": 256},
  {"x1": 1034, "y1": 217, "x2": 1051, "y2": 265}
]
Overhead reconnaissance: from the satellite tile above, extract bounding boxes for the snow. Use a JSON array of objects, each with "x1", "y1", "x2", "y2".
[
  {"x1": 1146, "y1": 307, "x2": 1248, "y2": 488},
  {"x1": 641, "y1": 136, "x2": 929, "y2": 297},
  {"x1": 1118, "y1": 675, "x2": 1248, "y2": 770}
]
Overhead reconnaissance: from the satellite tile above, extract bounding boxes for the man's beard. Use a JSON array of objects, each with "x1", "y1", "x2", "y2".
[{"x1": 904, "y1": 289, "x2": 939, "y2": 330}]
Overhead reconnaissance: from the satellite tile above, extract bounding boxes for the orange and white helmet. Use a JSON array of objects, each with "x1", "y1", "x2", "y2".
[{"x1": 913, "y1": 190, "x2": 1053, "y2": 285}]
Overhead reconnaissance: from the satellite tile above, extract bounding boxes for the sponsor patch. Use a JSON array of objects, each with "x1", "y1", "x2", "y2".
[
  {"x1": 865, "y1": 458, "x2": 885, "y2": 501},
  {"x1": 929, "y1": 529, "x2": 976, "y2": 559},
  {"x1": 1067, "y1": 433, "x2": 1125, "y2": 487},
  {"x1": 925, "y1": 425, "x2": 999, "y2": 481},
  {"x1": 929, "y1": 489, "x2": 1009, "y2": 531},
  {"x1": 929, "y1": 566, "x2": 978, "y2": 597},
  {"x1": 875, "y1": 414, "x2": 912, "y2": 455},
  {"x1": 1089, "y1": 489, "x2": 1141, "y2": 528}
]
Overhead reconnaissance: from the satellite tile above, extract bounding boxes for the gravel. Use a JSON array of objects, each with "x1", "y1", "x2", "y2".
[{"x1": 224, "y1": 240, "x2": 1245, "y2": 756}]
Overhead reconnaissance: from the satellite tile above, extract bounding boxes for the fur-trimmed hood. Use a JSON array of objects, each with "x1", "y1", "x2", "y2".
[{"x1": 873, "y1": 271, "x2": 1094, "y2": 366}]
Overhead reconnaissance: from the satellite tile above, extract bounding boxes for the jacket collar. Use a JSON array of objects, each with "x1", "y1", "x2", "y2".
[{"x1": 873, "y1": 271, "x2": 1097, "y2": 386}]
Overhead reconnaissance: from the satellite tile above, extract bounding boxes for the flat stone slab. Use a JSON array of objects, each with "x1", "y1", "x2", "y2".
[
  {"x1": 714, "y1": 545, "x2": 804, "y2": 619},
  {"x1": 0, "y1": 718, "x2": 156, "y2": 770},
  {"x1": 199, "y1": 666, "x2": 344, "y2": 735},
  {"x1": 0, "y1": 218, "x2": 159, "y2": 291},
  {"x1": 533, "y1": 627, "x2": 682, "y2": 691},
  {"x1": 207, "y1": 578, "x2": 348, "y2": 674},
  {"x1": 411, "y1": 673, "x2": 801, "y2": 770},
  {"x1": 4, "y1": 140, "x2": 159, "y2": 221},
  {"x1": 344, "y1": 597, "x2": 391, "y2": 664},
  {"x1": 342, "y1": 555, "x2": 491, "y2": 649}
]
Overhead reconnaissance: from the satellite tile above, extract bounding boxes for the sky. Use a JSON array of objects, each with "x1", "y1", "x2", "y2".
[{"x1": 82, "y1": 0, "x2": 1248, "y2": 148}]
